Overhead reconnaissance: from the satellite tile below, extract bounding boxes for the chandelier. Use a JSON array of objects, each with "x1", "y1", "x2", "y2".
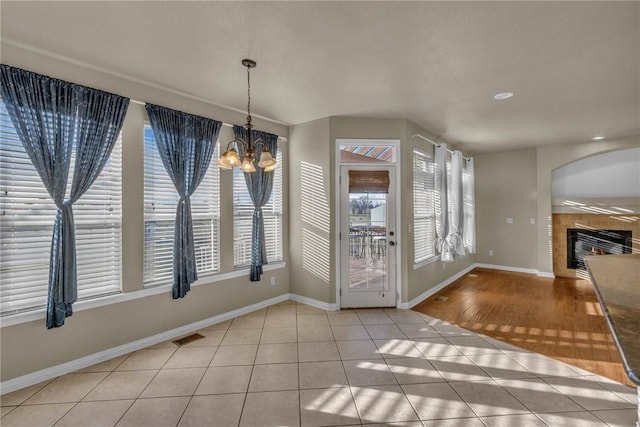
[{"x1": 218, "y1": 59, "x2": 276, "y2": 173}]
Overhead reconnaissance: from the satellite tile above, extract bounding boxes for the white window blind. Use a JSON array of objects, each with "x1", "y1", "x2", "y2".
[
  {"x1": 413, "y1": 149, "x2": 436, "y2": 263},
  {"x1": 463, "y1": 159, "x2": 476, "y2": 253},
  {"x1": 0, "y1": 100, "x2": 122, "y2": 316},
  {"x1": 143, "y1": 124, "x2": 220, "y2": 287},
  {"x1": 233, "y1": 149, "x2": 283, "y2": 267}
]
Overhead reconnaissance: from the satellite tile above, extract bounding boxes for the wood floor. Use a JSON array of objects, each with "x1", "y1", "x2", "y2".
[{"x1": 413, "y1": 267, "x2": 634, "y2": 387}]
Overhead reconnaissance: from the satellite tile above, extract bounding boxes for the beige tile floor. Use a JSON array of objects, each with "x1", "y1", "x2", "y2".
[{"x1": 1, "y1": 300, "x2": 637, "y2": 426}]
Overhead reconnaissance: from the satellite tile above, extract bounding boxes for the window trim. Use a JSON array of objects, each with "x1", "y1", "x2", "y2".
[
  {"x1": 1, "y1": 262, "x2": 287, "y2": 327},
  {"x1": 413, "y1": 254, "x2": 440, "y2": 270}
]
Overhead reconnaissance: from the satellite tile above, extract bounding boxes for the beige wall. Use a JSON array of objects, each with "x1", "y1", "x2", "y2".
[
  {"x1": 1, "y1": 271, "x2": 290, "y2": 381},
  {"x1": 472, "y1": 136, "x2": 640, "y2": 275},
  {"x1": 330, "y1": 117, "x2": 406, "y2": 304},
  {"x1": 288, "y1": 118, "x2": 333, "y2": 302},
  {"x1": 535, "y1": 134, "x2": 640, "y2": 274},
  {"x1": 288, "y1": 117, "x2": 477, "y2": 305},
  {"x1": 474, "y1": 149, "x2": 538, "y2": 269},
  {"x1": 0, "y1": 44, "x2": 290, "y2": 382},
  {"x1": 1, "y1": 44, "x2": 285, "y2": 137},
  {"x1": 288, "y1": 117, "x2": 407, "y2": 304}
]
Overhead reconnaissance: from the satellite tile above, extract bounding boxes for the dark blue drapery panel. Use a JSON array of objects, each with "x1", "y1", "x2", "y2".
[
  {"x1": 233, "y1": 126, "x2": 278, "y2": 281},
  {"x1": 145, "y1": 104, "x2": 222, "y2": 299},
  {"x1": 0, "y1": 64, "x2": 129, "y2": 328}
]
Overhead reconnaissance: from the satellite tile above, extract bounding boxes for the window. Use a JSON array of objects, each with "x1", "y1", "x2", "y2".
[
  {"x1": 463, "y1": 159, "x2": 476, "y2": 253},
  {"x1": 339, "y1": 144, "x2": 397, "y2": 163},
  {"x1": 0, "y1": 101, "x2": 122, "y2": 316},
  {"x1": 413, "y1": 149, "x2": 436, "y2": 263},
  {"x1": 143, "y1": 125, "x2": 220, "y2": 287},
  {"x1": 233, "y1": 149, "x2": 283, "y2": 267}
]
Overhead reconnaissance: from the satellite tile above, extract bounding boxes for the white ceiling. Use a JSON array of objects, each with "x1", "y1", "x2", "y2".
[{"x1": 1, "y1": 1, "x2": 638, "y2": 153}]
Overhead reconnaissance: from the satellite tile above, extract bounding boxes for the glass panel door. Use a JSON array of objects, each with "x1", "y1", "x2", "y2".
[{"x1": 340, "y1": 166, "x2": 396, "y2": 308}]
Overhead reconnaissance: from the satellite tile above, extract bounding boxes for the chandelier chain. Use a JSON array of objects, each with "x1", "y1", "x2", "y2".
[{"x1": 246, "y1": 64, "x2": 251, "y2": 121}]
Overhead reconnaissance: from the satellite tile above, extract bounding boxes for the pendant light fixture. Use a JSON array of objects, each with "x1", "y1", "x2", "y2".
[{"x1": 218, "y1": 59, "x2": 276, "y2": 173}]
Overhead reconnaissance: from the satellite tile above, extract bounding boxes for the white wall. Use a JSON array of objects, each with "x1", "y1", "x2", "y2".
[{"x1": 552, "y1": 147, "x2": 640, "y2": 198}]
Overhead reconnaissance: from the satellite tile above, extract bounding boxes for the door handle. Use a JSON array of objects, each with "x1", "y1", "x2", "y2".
[{"x1": 389, "y1": 241, "x2": 395, "y2": 246}]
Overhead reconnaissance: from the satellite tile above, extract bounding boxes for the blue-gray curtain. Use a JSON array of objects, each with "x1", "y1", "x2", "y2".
[
  {"x1": 233, "y1": 126, "x2": 278, "y2": 281},
  {"x1": 0, "y1": 64, "x2": 129, "y2": 328},
  {"x1": 145, "y1": 104, "x2": 222, "y2": 298}
]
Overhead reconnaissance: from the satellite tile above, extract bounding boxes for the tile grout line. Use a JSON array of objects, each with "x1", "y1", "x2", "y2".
[
  {"x1": 3, "y1": 300, "x2": 637, "y2": 426},
  {"x1": 55, "y1": 353, "x2": 136, "y2": 426}
]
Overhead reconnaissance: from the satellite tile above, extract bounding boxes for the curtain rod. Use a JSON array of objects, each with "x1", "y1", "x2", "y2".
[
  {"x1": 130, "y1": 98, "x2": 287, "y2": 141},
  {"x1": 411, "y1": 133, "x2": 470, "y2": 160}
]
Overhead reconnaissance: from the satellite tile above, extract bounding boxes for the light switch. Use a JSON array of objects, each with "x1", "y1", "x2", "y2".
[
  {"x1": 506, "y1": 217, "x2": 514, "y2": 224},
  {"x1": 530, "y1": 218, "x2": 536, "y2": 225}
]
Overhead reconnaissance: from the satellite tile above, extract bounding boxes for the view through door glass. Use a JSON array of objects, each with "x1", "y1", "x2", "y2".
[{"x1": 348, "y1": 191, "x2": 388, "y2": 292}]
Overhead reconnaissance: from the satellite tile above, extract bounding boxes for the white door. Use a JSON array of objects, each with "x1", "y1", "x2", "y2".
[{"x1": 340, "y1": 166, "x2": 396, "y2": 308}]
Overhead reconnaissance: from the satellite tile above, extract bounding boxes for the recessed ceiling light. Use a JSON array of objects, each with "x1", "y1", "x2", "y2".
[
  {"x1": 493, "y1": 92, "x2": 514, "y2": 100},
  {"x1": 592, "y1": 136, "x2": 605, "y2": 141}
]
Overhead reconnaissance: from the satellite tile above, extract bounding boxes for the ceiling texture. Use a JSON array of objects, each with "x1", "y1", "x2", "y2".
[{"x1": 1, "y1": 1, "x2": 638, "y2": 153}]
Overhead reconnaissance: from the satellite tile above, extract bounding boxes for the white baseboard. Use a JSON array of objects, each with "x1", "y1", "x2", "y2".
[
  {"x1": 474, "y1": 263, "x2": 539, "y2": 275},
  {"x1": 537, "y1": 271, "x2": 556, "y2": 278},
  {"x1": 402, "y1": 263, "x2": 477, "y2": 309},
  {"x1": 0, "y1": 293, "x2": 290, "y2": 395},
  {"x1": 289, "y1": 293, "x2": 338, "y2": 311}
]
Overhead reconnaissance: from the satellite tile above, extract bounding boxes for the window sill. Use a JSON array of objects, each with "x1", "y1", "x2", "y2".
[
  {"x1": 195, "y1": 261, "x2": 286, "y2": 286},
  {"x1": 413, "y1": 255, "x2": 440, "y2": 270},
  {"x1": 0, "y1": 262, "x2": 287, "y2": 328}
]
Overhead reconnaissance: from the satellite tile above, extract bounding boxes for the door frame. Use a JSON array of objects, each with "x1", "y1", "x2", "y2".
[{"x1": 334, "y1": 139, "x2": 402, "y2": 309}]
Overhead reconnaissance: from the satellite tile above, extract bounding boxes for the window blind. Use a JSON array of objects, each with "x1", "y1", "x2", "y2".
[
  {"x1": 233, "y1": 150, "x2": 283, "y2": 267},
  {"x1": 143, "y1": 125, "x2": 220, "y2": 287},
  {"x1": 0, "y1": 101, "x2": 122, "y2": 316},
  {"x1": 413, "y1": 149, "x2": 436, "y2": 263},
  {"x1": 348, "y1": 170, "x2": 390, "y2": 193},
  {"x1": 463, "y1": 159, "x2": 476, "y2": 253}
]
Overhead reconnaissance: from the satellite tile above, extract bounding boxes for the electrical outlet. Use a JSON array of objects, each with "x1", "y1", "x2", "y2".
[
  {"x1": 530, "y1": 218, "x2": 536, "y2": 225},
  {"x1": 270, "y1": 276, "x2": 276, "y2": 286},
  {"x1": 506, "y1": 217, "x2": 513, "y2": 224},
  {"x1": 489, "y1": 250, "x2": 494, "y2": 256}
]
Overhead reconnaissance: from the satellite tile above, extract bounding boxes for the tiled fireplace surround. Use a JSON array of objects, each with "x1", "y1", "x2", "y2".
[{"x1": 552, "y1": 214, "x2": 640, "y2": 278}]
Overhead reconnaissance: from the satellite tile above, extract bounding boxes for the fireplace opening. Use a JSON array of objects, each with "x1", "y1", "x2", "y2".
[{"x1": 567, "y1": 229, "x2": 632, "y2": 269}]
